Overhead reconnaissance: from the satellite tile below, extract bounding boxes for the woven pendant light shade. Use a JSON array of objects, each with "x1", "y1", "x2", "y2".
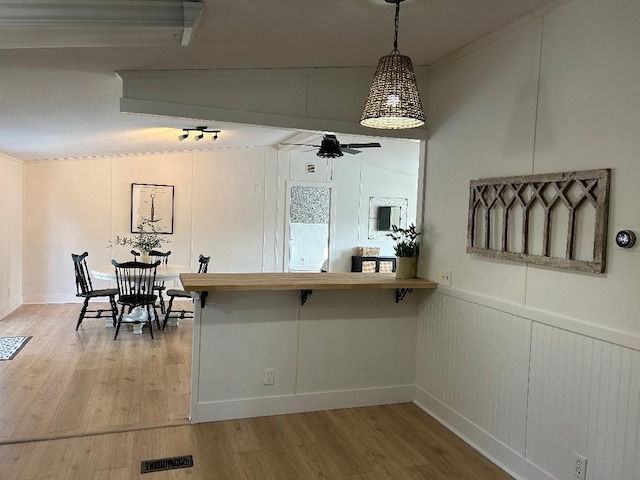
[{"x1": 360, "y1": 51, "x2": 425, "y2": 129}]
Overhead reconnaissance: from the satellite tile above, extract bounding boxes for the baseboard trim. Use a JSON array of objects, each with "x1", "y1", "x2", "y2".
[
  {"x1": 192, "y1": 385, "x2": 415, "y2": 423},
  {"x1": 23, "y1": 294, "x2": 81, "y2": 304},
  {"x1": 414, "y1": 387, "x2": 555, "y2": 480}
]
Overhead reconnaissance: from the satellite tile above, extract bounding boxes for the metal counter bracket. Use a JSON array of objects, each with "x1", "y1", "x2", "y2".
[
  {"x1": 395, "y1": 288, "x2": 412, "y2": 303},
  {"x1": 300, "y1": 289, "x2": 313, "y2": 306},
  {"x1": 200, "y1": 291, "x2": 208, "y2": 308}
]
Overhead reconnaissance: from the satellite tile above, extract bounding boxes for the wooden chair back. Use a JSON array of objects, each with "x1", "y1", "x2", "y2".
[
  {"x1": 149, "y1": 250, "x2": 171, "y2": 266},
  {"x1": 111, "y1": 260, "x2": 160, "y2": 301},
  {"x1": 72, "y1": 251, "x2": 94, "y2": 296},
  {"x1": 197, "y1": 254, "x2": 211, "y2": 273}
]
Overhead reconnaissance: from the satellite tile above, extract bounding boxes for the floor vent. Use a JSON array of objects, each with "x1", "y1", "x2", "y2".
[{"x1": 141, "y1": 455, "x2": 194, "y2": 474}]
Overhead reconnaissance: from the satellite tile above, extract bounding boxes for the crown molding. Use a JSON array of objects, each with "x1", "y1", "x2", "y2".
[{"x1": 429, "y1": 0, "x2": 572, "y2": 70}]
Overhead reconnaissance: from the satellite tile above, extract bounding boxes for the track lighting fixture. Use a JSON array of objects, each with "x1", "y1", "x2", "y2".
[{"x1": 178, "y1": 126, "x2": 221, "y2": 142}]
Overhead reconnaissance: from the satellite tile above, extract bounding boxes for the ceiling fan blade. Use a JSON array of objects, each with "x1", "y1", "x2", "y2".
[
  {"x1": 340, "y1": 142, "x2": 381, "y2": 149},
  {"x1": 341, "y1": 147, "x2": 362, "y2": 155},
  {"x1": 280, "y1": 143, "x2": 321, "y2": 147}
]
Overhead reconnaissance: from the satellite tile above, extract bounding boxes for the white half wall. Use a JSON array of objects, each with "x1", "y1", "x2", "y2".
[
  {"x1": 0, "y1": 153, "x2": 23, "y2": 319},
  {"x1": 191, "y1": 289, "x2": 418, "y2": 423}
]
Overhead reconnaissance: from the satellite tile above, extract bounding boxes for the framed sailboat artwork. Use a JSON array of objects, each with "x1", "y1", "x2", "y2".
[{"x1": 130, "y1": 183, "x2": 175, "y2": 234}]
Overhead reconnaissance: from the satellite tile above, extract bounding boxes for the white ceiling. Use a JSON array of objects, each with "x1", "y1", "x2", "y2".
[{"x1": 0, "y1": 0, "x2": 556, "y2": 162}]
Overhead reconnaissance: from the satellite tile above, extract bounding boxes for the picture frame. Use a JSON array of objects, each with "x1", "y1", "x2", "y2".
[
  {"x1": 131, "y1": 183, "x2": 175, "y2": 234},
  {"x1": 368, "y1": 196, "x2": 408, "y2": 240}
]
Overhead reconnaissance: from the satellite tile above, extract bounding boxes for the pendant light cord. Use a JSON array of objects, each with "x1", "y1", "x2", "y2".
[{"x1": 393, "y1": 0, "x2": 400, "y2": 53}]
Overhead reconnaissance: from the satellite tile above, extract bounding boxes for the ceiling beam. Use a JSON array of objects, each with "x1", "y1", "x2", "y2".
[{"x1": 0, "y1": 1, "x2": 204, "y2": 48}]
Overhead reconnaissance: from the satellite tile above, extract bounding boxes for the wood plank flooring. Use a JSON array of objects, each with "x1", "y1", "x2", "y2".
[
  {"x1": 0, "y1": 404, "x2": 513, "y2": 479},
  {"x1": 0, "y1": 304, "x2": 513, "y2": 479},
  {"x1": 0, "y1": 303, "x2": 192, "y2": 443}
]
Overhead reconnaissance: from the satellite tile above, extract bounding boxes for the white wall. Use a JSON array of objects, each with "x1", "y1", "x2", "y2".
[
  {"x1": 21, "y1": 143, "x2": 419, "y2": 302},
  {"x1": 285, "y1": 146, "x2": 421, "y2": 273},
  {"x1": 0, "y1": 153, "x2": 23, "y2": 318},
  {"x1": 22, "y1": 149, "x2": 270, "y2": 302},
  {"x1": 419, "y1": 0, "x2": 640, "y2": 479}
]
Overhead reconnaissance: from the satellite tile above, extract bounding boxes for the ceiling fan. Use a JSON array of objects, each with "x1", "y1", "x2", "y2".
[{"x1": 282, "y1": 134, "x2": 381, "y2": 158}]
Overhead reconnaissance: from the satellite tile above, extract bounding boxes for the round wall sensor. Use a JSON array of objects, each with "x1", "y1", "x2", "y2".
[{"x1": 615, "y1": 230, "x2": 636, "y2": 248}]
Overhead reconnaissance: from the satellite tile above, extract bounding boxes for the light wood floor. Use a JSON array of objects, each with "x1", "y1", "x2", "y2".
[
  {"x1": 0, "y1": 303, "x2": 192, "y2": 443},
  {"x1": 0, "y1": 303, "x2": 513, "y2": 479},
  {"x1": 0, "y1": 404, "x2": 512, "y2": 479}
]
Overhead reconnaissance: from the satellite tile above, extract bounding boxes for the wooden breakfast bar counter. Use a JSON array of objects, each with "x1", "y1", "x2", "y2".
[
  {"x1": 180, "y1": 272, "x2": 438, "y2": 305},
  {"x1": 179, "y1": 273, "x2": 437, "y2": 423}
]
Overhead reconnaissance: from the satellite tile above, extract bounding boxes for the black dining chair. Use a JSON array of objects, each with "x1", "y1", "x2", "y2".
[
  {"x1": 71, "y1": 252, "x2": 119, "y2": 330},
  {"x1": 163, "y1": 254, "x2": 210, "y2": 329},
  {"x1": 149, "y1": 250, "x2": 171, "y2": 313},
  {"x1": 111, "y1": 259, "x2": 161, "y2": 339}
]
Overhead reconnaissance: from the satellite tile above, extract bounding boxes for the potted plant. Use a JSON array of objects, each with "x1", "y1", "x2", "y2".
[
  {"x1": 109, "y1": 218, "x2": 170, "y2": 262},
  {"x1": 387, "y1": 223, "x2": 420, "y2": 279}
]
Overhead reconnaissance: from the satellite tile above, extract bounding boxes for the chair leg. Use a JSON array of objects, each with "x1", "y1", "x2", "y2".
[
  {"x1": 108, "y1": 295, "x2": 118, "y2": 328},
  {"x1": 163, "y1": 296, "x2": 176, "y2": 330},
  {"x1": 114, "y1": 305, "x2": 125, "y2": 340},
  {"x1": 158, "y1": 291, "x2": 166, "y2": 314},
  {"x1": 146, "y1": 305, "x2": 154, "y2": 339},
  {"x1": 76, "y1": 297, "x2": 90, "y2": 330},
  {"x1": 152, "y1": 303, "x2": 161, "y2": 330}
]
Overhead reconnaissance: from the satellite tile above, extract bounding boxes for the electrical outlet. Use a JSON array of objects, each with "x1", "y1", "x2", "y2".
[
  {"x1": 440, "y1": 269, "x2": 452, "y2": 287},
  {"x1": 263, "y1": 368, "x2": 275, "y2": 386},
  {"x1": 574, "y1": 453, "x2": 587, "y2": 480}
]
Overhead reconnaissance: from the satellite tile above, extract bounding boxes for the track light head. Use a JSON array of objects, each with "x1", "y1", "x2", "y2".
[
  {"x1": 195, "y1": 131, "x2": 204, "y2": 141},
  {"x1": 178, "y1": 131, "x2": 189, "y2": 141}
]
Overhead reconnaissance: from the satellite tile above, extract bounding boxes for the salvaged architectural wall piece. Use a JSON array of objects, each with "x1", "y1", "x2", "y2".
[{"x1": 467, "y1": 169, "x2": 610, "y2": 273}]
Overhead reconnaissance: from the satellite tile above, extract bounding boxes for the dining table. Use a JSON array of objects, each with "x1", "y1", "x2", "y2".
[{"x1": 91, "y1": 263, "x2": 191, "y2": 333}]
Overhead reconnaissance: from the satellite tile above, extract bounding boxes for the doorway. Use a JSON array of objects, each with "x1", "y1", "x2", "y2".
[{"x1": 284, "y1": 181, "x2": 336, "y2": 273}]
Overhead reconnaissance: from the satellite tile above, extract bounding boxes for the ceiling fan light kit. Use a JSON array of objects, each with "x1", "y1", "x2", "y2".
[
  {"x1": 360, "y1": 0, "x2": 426, "y2": 130},
  {"x1": 178, "y1": 126, "x2": 220, "y2": 142},
  {"x1": 317, "y1": 140, "x2": 343, "y2": 158},
  {"x1": 282, "y1": 134, "x2": 381, "y2": 159}
]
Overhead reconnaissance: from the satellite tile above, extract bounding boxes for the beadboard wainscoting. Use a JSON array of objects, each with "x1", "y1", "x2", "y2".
[{"x1": 416, "y1": 289, "x2": 640, "y2": 480}]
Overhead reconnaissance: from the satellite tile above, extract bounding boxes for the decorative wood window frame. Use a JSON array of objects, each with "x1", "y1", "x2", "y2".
[{"x1": 467, "y1": 169, "x2": 611, "y2": 273}]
